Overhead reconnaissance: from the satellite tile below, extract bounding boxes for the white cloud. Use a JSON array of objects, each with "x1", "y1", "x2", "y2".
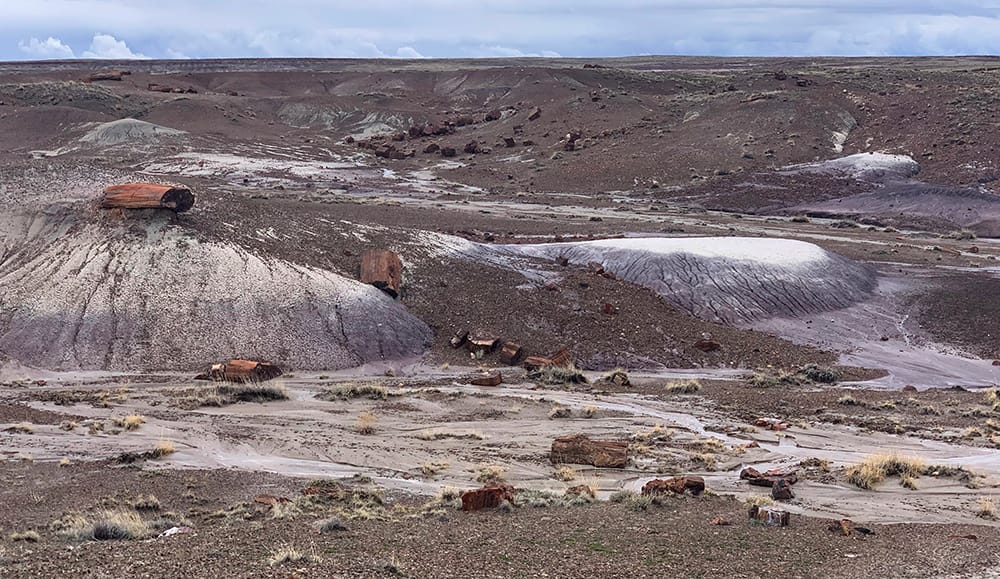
[
  {"x1": 165, "y1": 47, "x2": 190, "y2": 59},
  {"x1": 395, "y1": 46, "x2": 424, "y2": 58},
  {"x1": 18, "y1": 36, "x2": 74, "y2": 59},
  {"x1": 81, "y1": 33, "x2": 149, "y2": 59}
]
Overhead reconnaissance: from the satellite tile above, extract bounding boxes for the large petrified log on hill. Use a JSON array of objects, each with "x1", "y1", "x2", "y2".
[
  {"x1": 360, "y1": 250, "x2": 402, "y2": 298},
  {"x1": 194, "y1": 359, "x2": 283, "y2": 383},
  {"x1": 550, "y1": 434, "x2": 627, "y2": 468},
  {"x1": 101, "y1": 183, "x2": 195, "y2": 213}
]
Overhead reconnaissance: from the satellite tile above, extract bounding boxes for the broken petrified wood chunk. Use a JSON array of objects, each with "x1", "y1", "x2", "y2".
[
  {"x1": 194, "y1": 359, "x2": 282, "y2": 383},
  {"x1": 450, "y1": 329, "x2": 470, "y2": 349},
  {"x1": 522, "y1": 355, "x2": 553, "y2": 371},
  {"x1": 551, "y1": 434, "x2": 627, "y2": 468},
  {"x1": 642, "y1": 476, "x2": 706, "y2": 496},
  {"x1": 470, "y1": 372, "x2": 502, "y2": 387},
  {"x1": 771, "y1": 479, "x2": 794, "y2": 500},
  {"x1": 565, "y1": 484, "x2": 596, "y2": 499},
  {"x1": 499, "y1": 342, "x2": 523, "y2": 365},
  {"x1": 549, "y1": 348, "x2": 572, "y2": 367},
  {"x1": 749, "y1": 505, "x2": 790, "y2": 527},
  {"x1": 602, "y1": 370, "x2": 629, "y2": 387},
  {"x1": 465, "y1": 332, "x2": 499, "y2": 357},
  {"x1": 461, "y1": 484, "x2": 515, "y2": 511},
  {"x1": 101, "y1": 183, "x2": 195, "y2": 213},
  {"x1": 360, "y1": 250, "x2": 402, "y2": 298},
  {"x1": 741, "y1": 466, "x2": 798, "y2": 487}
]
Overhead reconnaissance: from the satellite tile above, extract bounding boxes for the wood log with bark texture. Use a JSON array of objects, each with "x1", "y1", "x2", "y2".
[
  {"x1": 470, "y1": 372, "x2": 502, "y2": 387},
  {"x1": 194, "y1": 359, "x2": 283, "y2": 383},
  {"x1": 550, "y1": 434, "x2": 628, "y2": 468},
  {"x1": 500, "y1": 342, "x2": 523, "y2": 365},
  {"x1": 101, "y1": 183, "x2": 195, "y2": 213},
  {"x1": 360, "y1": 250, "x2": 402, "y2": 298}
]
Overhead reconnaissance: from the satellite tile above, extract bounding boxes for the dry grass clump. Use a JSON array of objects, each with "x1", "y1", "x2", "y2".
[
  {"x1": 528, "y1": 364, "x2": 588, "y2": 385},
  {"x1": 846, "y1": 454, "x2": 928, "y2": 490},
  {"x1": 316, "y1": 517, "x2": 348, "y2": 534},
  {"x1": 268, "y1": 546, "x2": 321, "y2": 566},
  {"x1": 152, "y1": 440, "x2": 176, "y2": 458},
  {"x1": 59, "y1": 421, "x2": 79, "y2": 431},
  {"x1": 837, "y1": 394, "x2": 862, "y2": 406},
  {"x1": 985, "y1": 389, "x2": 1000, "y2": 412},
  {"x1": 745, "y1": 495, "x2": 775, "y2": 507},
  {"x1": 58, "y1": 458, "x2": 72, "y2": 467},
  {"x1": 216, "y1": 381, "x2": 289, "y2": 403},
  {"x1": 548, "y1": 405, "x2": 571, "y2": 419},
  {"x1": 976, "y1": 497, "x2": 997, "y2": 519},
  {"x1": 355, "y1": 411, "x2": 378, "y2": 435},
  {"x1": 320, "y1": 382, "x2": 390, "y2": 401},
  {"x1": 420, "y1": 462, "x2": 449, "y2": 477},
  {"x1": 476, "y1": 464, "x2": 507, "y2": 484},
  {"x1": 6, "y1": 422, "x2": 34, "y2": 434},
  {"x1": 56, "y1": 510, "x2": 154, "y2": 541},
  {"x1": 114, "y1": 414, "x2": 146, "y2": 431},
  {"x1": 554, "y1": 465, "x2": 577, "y2": 482},
  {"x1": 416, "y1": 429, "x2": 485, "y2": 441},
  {"x1": 8, "y1": 530, "x2": 40, "y2": 542},
  {"x1": 582, "y1": 405, "x2": 598, "y2": 418},
  {"x1": 664, "y1": 379, "x2": 702, "y2": 394},
  {"x1": 130, "y1": 495, "x2": 161, "y2": 511}
]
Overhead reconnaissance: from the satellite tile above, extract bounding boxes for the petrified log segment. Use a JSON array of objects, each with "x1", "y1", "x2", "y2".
[
  {"x1": 101, "y1": 183, "x2": 195, "y2": 213},
  {"x1": 360, "y1": 250, "x2": 402, "y2": 298},
  {"x1": 550, "y1": 434, "x2": 627, "y2": 468},
  {"x1": 461, "y1": 484, "x2": 514, "y2": 511},
  {"x1": 470, "y1": 372, "x2": 502, "y2": 387},
  {"x1": 642, "y1": 476, "x2": 706, "y2": 496},
  {"x1": 499, "y1": 342, "x2": 523, "y2": 365},
  {"x1": 194, "y1": 359, "x2": 283, "y2": 383},
  {"x1": 749, "y1": 505, "x2": 790, "y2": 527}
]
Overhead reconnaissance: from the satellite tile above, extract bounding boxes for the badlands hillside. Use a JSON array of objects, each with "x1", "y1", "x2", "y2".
[{"x1": 1, "y1": 57, "x2": 1000, "y2": 577}]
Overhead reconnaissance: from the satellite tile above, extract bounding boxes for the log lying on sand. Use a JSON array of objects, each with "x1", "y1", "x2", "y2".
[
  {"x1": 461, "y1": 484, "x2": 515, "y2": 511},
  {"x1": 101, "y1": 183, "x2": 195, "y2": 213},
  {"x1": 194, "y1": 360, "x2": 283, "y2": 383},
  {"x1": 360, "y1": 250, "x2": 402, "y2": 298},
  {"x1": 551, "y1": 434, "x2": 628, "y2": 468}
]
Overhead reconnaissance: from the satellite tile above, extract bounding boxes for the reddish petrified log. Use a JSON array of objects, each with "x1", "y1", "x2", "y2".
[
  {"x1": 194, "y1": 359, "x2": 283, "y2": 383},
  {"x1": 749, "y1": 505, "x2": 790, "y2": 527},
  {"x1": 470, "y1": 372, "x2": 502, "y2": 387},
  {"x1": 360, "y1": 250, "x2": 402, "y2": 298},
  {"x1": 642, "y1": 476, "x2": 706, "y2": 496},
  {"x1": 461, "y1": 484, "x2": 515, "y2": 511},
  {"x1": 550, "y1": 434, "x2": 627, "y2": 468},
  {"x1": 101, "y1": 183, "x2": 195, "y2": 213},
  {"x1": 499, "y1": 342, "x2": 523, "y2": 365}
]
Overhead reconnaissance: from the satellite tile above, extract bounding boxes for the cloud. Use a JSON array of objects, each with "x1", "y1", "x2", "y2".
[
  {"x1": 395, "y1": 46, "x2": 424, "y2": 58},
  {"x1": 81, "y1": 33, "x2": 149, "y2": 59},
  {"x1": 18, "y1": 36, "x2": 74, "y2": 59}
]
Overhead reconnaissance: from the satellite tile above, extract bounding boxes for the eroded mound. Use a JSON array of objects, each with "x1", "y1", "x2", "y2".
[
  {"x1": 509, "y1": 237, "x2": 876, "y2": 324},
  {"x1": 80, "y1": 118, "x2": 185, "y2": 147},
  {"x1": 0, "y1": 210, "x2": 431, "y2": 371}
]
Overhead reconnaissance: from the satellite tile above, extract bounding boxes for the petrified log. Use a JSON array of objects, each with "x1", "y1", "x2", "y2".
[
  {"x1": 741, "y1": 467, "x2": 799, "y2": 488},
  {"x1": 86, "y1": 70, "x2": 129, "y2": 82},
  {"x1": 101, "y1": 183, "x2": 195, "y2": 213},
  {"x1": 360, "y1": 250, "x2": 402, "y2": 298},
  {"x1": 470, "y1": 372, "x2": 502, "y2": 387},
  {"x1": 499, "y1": 342, "x2": 523, "y2": 365},
  {"x1": 194, "y1": 359, "x2": 283, "y2": 383},
  {"x1": 461, "y1": 484, "x2": 514, "y2": 511},
  {"x1": 551, "y1": 434, "x2": 627, "y2": 468},
  {"x1": 550, "y1": 348, "x2": 572, "y2": 367},
  {"x1": 449, "y1": 329, "x2": 469, "y2": 349},
  {"x1": 642, "y1": 476, "x2": 706, "y2": 496},
  {"x1": 522, "y1": 356, "x2": 553, "y2": 371},
  {"x1": 749, "y1": 505, "x2": 790, "y2": 527}
]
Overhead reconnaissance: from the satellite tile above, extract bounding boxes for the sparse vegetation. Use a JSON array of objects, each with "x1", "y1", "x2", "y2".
[
  {"x1": 582, "y1": 405, "x2": 598, "y2": 418},
  {"x1": 528, "y1": 364, "x2": 588, "y2": 385},
  {"x1": 416, "y1": 429, "x2": 484, "y2": 441},
  {"x1": 476, "y1": 464, "x2": 507, "y2": 484},
  {"x1": 976, "y1": 497, "x2": 996, "y2": 519},
  {"x1": 58, "y1": 458, "x2": 72, "y2": 467},
  {"x1": 56, "y1": 510, "x2": 153, "y2": 541},
  {"x1": 946, "y1": 229, "x2": 977, "y2": 240},
  {"x1": 846, "y1": 454, "x2": 928, "y2": 490},
  {"x1": 114, "y1": 414, "x2": 146, "y2": 431},
  {"x1": 8, "y1": 531, "x2": 40, "y2": 542},
  {"x1": 838, "y1": 394, "x2": 861, "y2": 406},
  {"x1": 216, "y1": 381, "x2": 289, "y2": 403},
  {"x1": 745, "y1": 495, "x2": 775, "y2": 507},
  {"x1": 316, "y1": 517, "x2": 348, "y2": 533},
  {"x1": 548, "y1": 405, "x2": 571, "y2": 419},
  {"x1": 420, "y1": 462, "x2": 449, "y2": 477},
  {"x1": 799, "y1": 364, "x2": 840, "y2": 384},
  {"x1": 554, "y1": 465, "x2": 577, "y2": 481},
  {"x1": 59, "y1": 421, "x2": 78, "y2": 431},
  {"x1": 6, "y1": 422, "x2": 34, "y2": 434},
  {"x1": 153, "y1": 440, "x2": 176, "y2": 458},
  {"x1": 320, "y1": 382, "x2": 391, "y2": 401},
  {"x1": 130, "y1": 494, "x2": 161, "y2": 511},
  {"x1": 356, "y1": 411, "x2": 378, "y2": 434},
  {"x1": 985, "y1": 389, "x2": 1000, "y2": 412},
  {"x1": 268, "y1": 546, "x2": 321, "y2": 566},
  {"x1": 664, "y1": 379, "x2": 702, "y2": 394}
]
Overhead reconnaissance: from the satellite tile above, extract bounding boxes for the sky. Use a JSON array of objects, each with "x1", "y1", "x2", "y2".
[{"x1": 3, "y1": 1, "x2": 1000, "y2": 61}]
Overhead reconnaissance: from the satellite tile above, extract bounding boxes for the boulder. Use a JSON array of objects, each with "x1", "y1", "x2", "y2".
[
  {"x1": 461, "y1": 484, "x2": 514, "y2": 511},
  {"x1": 484, "y1": 109, "x2": 502, "y2": 122},
  {"x1": 551, "y1": 434, "x2": 627, "y2": 468},
  {"x1": 527, "y1": 107, "x2": 542, "y2": 121},
  {"x1": 470, "y1": 372, "x2": 502, "y2": 387},
  {"x1": 741, "y1": 466, "x2": 798, "y2": 488},
  {"x1": 463, "y1": 141, "x2": 480, "y2": 154}
]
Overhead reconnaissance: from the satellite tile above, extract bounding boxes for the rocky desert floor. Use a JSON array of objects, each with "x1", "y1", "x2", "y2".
[{"x1": 2, "y1": 56, "x2": 1000, "y2": 577}]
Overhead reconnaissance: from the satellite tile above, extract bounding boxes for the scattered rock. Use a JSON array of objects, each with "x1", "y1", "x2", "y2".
[
  {"x1": 710, "y1": 516, "x2": 732, "y2": 526},
  {"x1": 749, "y1": 505, "x2": 790, "y2": 527},
  {"x1": 440, "y1": 146, "x2": 457, "y2": 157},
  {"x1": 423, "y1": 143, "x2": 440, "y2": 154},
  {"x1": 642, "y1": 476, "x2": 706, "y2": 496},
  {"x1": 484, "y1": 109, "x2": 501, "y2": 122},
  {"x1": 527, "y1": 107, "x2": 542, "y2": 121},
  {"x1": 470, "y1": 372, "x2": 502, "y2": 387},
  {"x1": 771, "y1": 479, "x2": 794, "y2": 500},
  {"x1": 693, "y1": 338, "x2": 722, "y2": 352}
]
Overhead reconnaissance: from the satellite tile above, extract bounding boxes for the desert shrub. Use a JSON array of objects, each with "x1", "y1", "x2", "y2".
[
  {"x1": 355, "y1": 411, "x2": 378, "y2": 434},
  {"x1": 800, "y1": 364, "x2": 839, "y2": 383},
  {"x1": 217, "y1": 382, "x2": 289, "y2": 402},
  {"x1": 554, "y1": 465, "x2": 577, "y2": 481},
  {"x1": 8, "y1": 530, "x2": 40, "y2": 542},
  {"x1": 130, "y1": 495, "x2": 161, "y2": 511},
  {"x1": 976, "y1": 497, "x2": 997, "y2": 519},
  {"x1": 582, "y1": 405, "x2": 598, "y2": 418},
  {"x1": 476, "y1": 464, "x2": 507, "y2": 484},
  {"x1": 416, "y1": 429, "x2": 484, "y2": 441},
  {"x1": 745, "y1": 494, "x2": 775, "y2": 507},
  {"x1": 548, "y1": 405, "x2": 571, "y2": 419},
  {"x1": 529, "y1": 364, "x2": 588, "y2": 385},
  {"x1": 846, "y1": 454, "x2": 927, "y2": 490},
  {"x1": 152, "y1": 440, "x2": 176, "y2": 458},
  {"x1": 268, "y1": 547, "x2": 320, "y2": 566},
  {"x1": 57, "y1": 510, "x2": 153, "y2": 541},
  {"x1": 664, "y1": 379, "x2": 702, "y2": 394},
  {"x1": 319, "y1": 383, "x2": 389, "y2": 401}
]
